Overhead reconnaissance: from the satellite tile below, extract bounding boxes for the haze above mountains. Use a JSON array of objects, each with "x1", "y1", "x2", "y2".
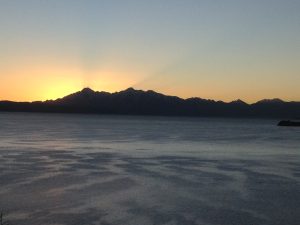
[{"x1": 0, "y1": 88, "x2": 299, "y2": 118}]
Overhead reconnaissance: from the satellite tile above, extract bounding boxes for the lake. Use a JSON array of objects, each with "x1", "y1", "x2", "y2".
[{"x1": 0, "y1": 112, "x2": 299, "y2": 225}]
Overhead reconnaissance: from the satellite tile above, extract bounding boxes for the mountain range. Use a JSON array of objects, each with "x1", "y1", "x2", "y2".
[{"x1": 0, "y1": 87, "x2": 299, "y2": 118}]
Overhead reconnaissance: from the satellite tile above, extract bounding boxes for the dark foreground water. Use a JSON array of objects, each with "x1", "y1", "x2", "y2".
[{"x1": 0, "y1": 112, "x2": 299, "y2": 225}]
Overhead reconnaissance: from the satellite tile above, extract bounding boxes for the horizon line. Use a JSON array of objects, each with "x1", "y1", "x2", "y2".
[{"x1": 1, "y1": 87, "x2": 297, "y2": 105}]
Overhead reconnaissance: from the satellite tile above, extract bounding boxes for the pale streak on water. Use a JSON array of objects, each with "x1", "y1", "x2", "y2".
[{"x1": 0, "y1": 112, "x2": 299, "y2": 225}]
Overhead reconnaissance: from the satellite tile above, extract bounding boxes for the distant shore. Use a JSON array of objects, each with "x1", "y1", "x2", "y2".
[{"x1": 1, "y1": 88, "x2": 299, "y2": 118}]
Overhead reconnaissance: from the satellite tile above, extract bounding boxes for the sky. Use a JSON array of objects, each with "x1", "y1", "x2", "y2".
[{"x1": 0, "y1": 0, "x2": 299, "y2": 103}]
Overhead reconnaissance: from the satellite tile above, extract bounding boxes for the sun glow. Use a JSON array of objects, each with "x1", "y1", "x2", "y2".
[
  {"x1": 82, "y1": 68, "x2": 144, "y2": 94},
  {"x1": 0, "y1": 63, "x2": 147, "y2": 101},
  {"x1": 0, "y1": 66, "x2": 82, "y2": 101},
  {"x1": 42, "y1": 80, "x2": 82, "y2": 101}
]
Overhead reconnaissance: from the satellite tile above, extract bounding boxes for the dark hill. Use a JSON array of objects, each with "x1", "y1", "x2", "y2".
[{"x1": 0, "y1": 88, "x2": 299, "y2": 118}]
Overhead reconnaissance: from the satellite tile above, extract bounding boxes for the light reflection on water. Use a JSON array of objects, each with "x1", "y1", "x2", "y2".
[{"x1": 0, "y1": 112, "x2": 299, "y2": 225}]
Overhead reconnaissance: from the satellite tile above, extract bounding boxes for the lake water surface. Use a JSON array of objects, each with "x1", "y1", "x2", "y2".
[{"x1": 0, "y1": 112, "x2": 299, "y2": 225}]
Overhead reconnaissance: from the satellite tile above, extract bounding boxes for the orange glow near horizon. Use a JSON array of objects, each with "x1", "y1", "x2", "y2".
[
  {"x1": 1, "y1": 71, "x2": 299, "y2": 104},
  {"x1": 0, "y1": 66, "x2": 82, "y2": 102},
  {"x1": 0, "y1": 63, "x2": 299, "y2": 103},
  {"x1": 0, "y1": 65, "x2": 145, "y2": 102}
]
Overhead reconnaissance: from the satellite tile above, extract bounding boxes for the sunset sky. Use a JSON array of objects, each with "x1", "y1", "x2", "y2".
[{"x1": 0, "y1": 0, "x2": 299, "y2": 103}]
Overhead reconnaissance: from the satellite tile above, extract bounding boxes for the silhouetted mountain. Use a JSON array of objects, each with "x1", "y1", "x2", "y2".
[
  {"x1": 230, "y1": 99, "x2": 248, "y2": 105},
  {"x1": 256, "y1": 98, "x2": 285, "y2": 104},
  {"x1": 0, "y1": 88, "x2": 299, "y2": 118}
]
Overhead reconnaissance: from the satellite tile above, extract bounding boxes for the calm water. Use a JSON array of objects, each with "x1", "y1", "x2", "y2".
[{"x1": 0, "y1": 112, "x2": 299, "y2": 225}]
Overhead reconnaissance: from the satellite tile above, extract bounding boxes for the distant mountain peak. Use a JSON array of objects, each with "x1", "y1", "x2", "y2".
[
  {"x1": 118, "y1": 87, "x2": 148, "y2": 96},
  {"x1": 256, "y1": 98, "x2": 285, "y2": 104},
  {"x1": 81, "y1": 87, "x2": 95, "y2": 94},
  {"x1": 230, "y1": 99, "x2": 247, "y2": 105},
  {"x1": 125, "y1": 87, "x2": 135, "y2": 91},
  {"x1": 118, "y1": 87, "x2": 138, "y2": 94}
]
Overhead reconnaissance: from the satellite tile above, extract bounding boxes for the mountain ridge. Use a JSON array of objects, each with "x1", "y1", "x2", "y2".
[
  {"x1": 0, "y1": 87, "x2": 299, "y2": 118},
  {"x1": 57, "y1": 88, "x2": 294, "y2": 104}
]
